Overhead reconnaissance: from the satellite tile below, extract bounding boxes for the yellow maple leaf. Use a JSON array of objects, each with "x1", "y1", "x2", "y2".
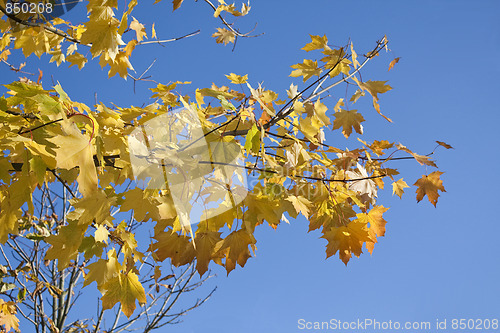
[
  {"x1": 48, "y1": 124, "x2": 98, "y2": 198},
  {"x1": 0, "y1": 177, "x2": 32, "y2": 242},
  {"x1": 101, "y1": 271, "x2": 147, "y2": 318},
  {"x1": 357, "y1": 206, "x2": 389, "y2": 254},
  {"x1": 80, "y1": 18, "x2": 125, "y2": 61},
  {"x1": 244, "y1": 124, "x2": 261, "y2": 155},
  {"x1": 225, "y1": 73, "x2": 248, "y2": 84},
  {"x1": 0, "y1": 300, "x2": 19, "y2": 332},
  {"x1": 212, "y1": 28, "x2": 235, "y2": 45},
  {"x1": 149, "y1": 230, "x2": 195, "y2": 266},
  {"x1": 13, "y1": 32, "x2": 37, "y2": 58},
  {"x1": 301, "y1": 34, "x2": 329, "y2": 52},
  {"x1": 216, "y1": 229, "x2": 256, "y2": 274},
  {"x1": 286, "y1": 195, "x2": 312, "y2": 219},
  {"x1": 392, "y1": 178, "x2": 409, "y2": 199},
  {"x1": 67, "y1": 52, "x2": 88, "y2": 70},
  {"x1": 321, "y1": 48, "x2": 351, "y2": 77},
  {"x1": 130, "y1": 17, "x2": 147, "y2": 42},
  {"x1": 107, "y1": 52, "x2": 134, "y2": 79},
  {"x1": 120, "y1": 188, "x2": 158, "y2": 222},
  {"x1": 313, "y1": 98, "x2": 330, "y2": 126},
  {"x1": 290, "y1": 59, "x2": 321, "y2": 82},
  {"x1": 45, "y1": 220, "x2": 87, "y2": 270},
  {"x1": 49, "y1": 48, "x2": 66, "y2": 66},
  {"x1": 414, "y1": 171, "x2": 446, "y2": 207},
  {"x1": 0, "y1": 49, "x2": 10, "y2": 62},
  {"x1": 332, "y1": 109, "x2": 365, "y2": 138},
  {"x1": 322, "y1": 219, "x2": 372, "y2": 265},
  {"x1": 356, "y1": 79, "x2": 392, "y2": 122},
  {"x1": 194, "y1": 232, "x2": 222, "y2": 276},
  {"x1": 83, "y1": 249, "x2": 122, "y2": 290}
]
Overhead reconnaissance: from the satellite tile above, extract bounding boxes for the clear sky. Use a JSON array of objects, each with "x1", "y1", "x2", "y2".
[{"x1": 2, "y1": 1, "x2": 500, "y2": 332}]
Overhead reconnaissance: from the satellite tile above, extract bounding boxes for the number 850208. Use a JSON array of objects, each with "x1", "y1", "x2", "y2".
[{"x1": 5, "y1": 1, "x2": 53, "y2": 15}]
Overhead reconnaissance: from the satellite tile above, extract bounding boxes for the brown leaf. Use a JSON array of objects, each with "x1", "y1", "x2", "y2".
[
  {"x1": 436, "y1": 141, "x2": 454, "y2": 149},
  {"x1": 173, "y1": 0, "x2": 184, "y2": 11},
  {"x1": 414, "y1": 171, "x2": 446, "y2": 207},
  {"x1": 388, "y1": 57, "x2": 400, "y2": 71}
]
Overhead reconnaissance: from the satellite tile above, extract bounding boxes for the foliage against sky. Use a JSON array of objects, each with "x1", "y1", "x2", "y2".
[{"x1": 0, "y1": 0, "x2": 456, "y2": 330}]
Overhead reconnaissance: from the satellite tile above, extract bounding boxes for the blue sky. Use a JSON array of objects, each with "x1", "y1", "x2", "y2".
[{"x1": 2, "y1": 0, "x2": 500, "y2": 332}]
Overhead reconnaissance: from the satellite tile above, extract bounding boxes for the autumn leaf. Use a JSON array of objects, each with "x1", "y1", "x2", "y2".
[
  {"x1": 217, "y1": 229, "x2": 256, "y2": 274},
  {"x1": 79, "y1": 236, "x2": 105, "y2": 260},
  {"x1": 80, "y1": 18, "x2": 125, "y2": 61},
  {"x1": 212, "y1": 28, "x2": 235, "y2": 45},
  {"x1": 286, "y1": 195, "x2": 312, "y2": 219},
  {"x1": 357, "y1": 206, "x2": 389, "y2": 254},
  {"x1": 149, "y1": 230, "x2": 195, "y2": 266},
  {"x1": 351, "y1": 42, "x2": 360, "y2": 68},
  {"x1": 355, "y1": 79, "x2": 393, "y2": 122},
  {"x1": 83, "y1": 249, "x2": 122, "y2": 290},
  {"x1": 290, "y1": 59, "x2": 322, "y2": 82},
  {"x1": 151, "y1": 23, "x2": 157, "y2": 39},
  {"x1": 49, "y1": 126, "x2": 98, "y2": 197},
  {"x1": 436, "y1": 140, "x2": 454, "y2": 149},
  {"x1": 95, "y1": 225, "x2": 109, "y2": 243},
  {"x1": 396, "y1": 144, "x2": 437, "y2": 168},
  {"x1": 119, "y1": 187, "x2": 158, "y2": 222},
  {"x1": 101, "y1": 271, "x2": 147, "y2": 318},
  {"x1": 225, "y1": 73, "x2": 248, "y2": 84},
  {"x1": 332, "y1": 109, "x2": 365, "y2": 138},
  {"x1": 45, "y1": 220, "x2": 87, "y2": 270},
  {"x1": 392, "y1": 178, "x2": 409, "y2": 199},
  {"x1": 194, "y1": 232, "x2": 223, "y2": 275},
  {"x1": 107, "y1": 52, "x2": 134, "y2": 79},
  {"x1": 388, "y1": 57, "x2": 400, "y2": 71},
  {"x1": 0, "y1": 300, "x2": 19, "y2": 332},
  {"x1": 301, "y1": 34, "x2": 329, "y2": 52},
  {"x1": 172, "y1": 0, "x2": 184, "y2": 11},
  {"x1": 346, "y1": 163, "x2": 378, "y2": 205},
  {"x1": 322, "y1": 219, "x2": 372, "y2": 265},
  {"x1": 130, "y1": 17, "x2": 147, "y2": 42},
  {"x1": 244, "y1": 124, "x2": 261, "y2": 155},
  {"x1": 67, "y1": 53, "x2": 88, "y2": 70},
  {"x1": 414, "y1": 171, "x2": 446, "y2": 207}
]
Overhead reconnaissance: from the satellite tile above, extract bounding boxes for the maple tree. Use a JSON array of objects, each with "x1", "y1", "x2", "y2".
[{"x1": 0, "y1": 0, "x2": 453, "y2": 331}]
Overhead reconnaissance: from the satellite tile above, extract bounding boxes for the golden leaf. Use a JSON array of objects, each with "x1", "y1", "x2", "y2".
[
  {"x1": 101, "y1": 271, "x2": 147, "y2": 318},
  {"x1": 217, "y1": 229, "x2": 256, "y2": 274},
  {"x1": 290, "y1": 59, "x2": 322, "y2": 82},
  {"x1": 130, "y1": 17, "x2": 147, "y2": 42},
  {"x1": 322, "y1": 219, "x2": 372, "y2": 265},
  {"x1": 388, "y1": 57, "x2": 400, "y2": 71},
  {"x1": 286, "y1": 195, "x2": 312, "y2": 219},
  {"x1": 301, "y1": 34, "x2": 329, "y2": 52},
  {"x1": 226, "y1": 73, "x2": 248, "y2": 84},
  {"x1": 414, "y1": 171, "x2": 446, "y2": 207},
  {"x1": 392, "y1": 178, "x2": 409, "y2": 199},
  {"x1": 332, "y1": 109, "x2": 365, "y2": 138},
  {"x1": 194, "y1": 232, "x2": 223, "y2": 275},
  {"x1": 212, "y1": 28, "x2": 235, "y2": 45},
  {"x1": 67, "y1": 52, "x2": 88, "y2": 70},
  {"x1": 80, "y1": 18, "x2": 125, "y2": 61},
  {"x1": 357, "y1": 206, "x2": 389, "y2": 254}
]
